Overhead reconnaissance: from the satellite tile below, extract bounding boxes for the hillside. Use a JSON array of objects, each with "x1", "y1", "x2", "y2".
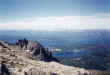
[{"x1": 0, "y1": 39, "x2": 92, "y2": 75}]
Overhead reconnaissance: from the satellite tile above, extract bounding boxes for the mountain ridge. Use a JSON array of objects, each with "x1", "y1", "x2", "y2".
[{"x1": 0, "y1": 39, "x2": 94, "y2": 75}]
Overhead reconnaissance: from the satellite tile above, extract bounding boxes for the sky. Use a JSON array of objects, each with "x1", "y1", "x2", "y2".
[{"x1": 0, "y1": 0, "x2": 110, "y2": 30}]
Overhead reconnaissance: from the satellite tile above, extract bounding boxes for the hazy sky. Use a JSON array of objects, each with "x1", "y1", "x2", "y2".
[{"x1": 0, "y1": 0, "x2": 110, "y2": 30}]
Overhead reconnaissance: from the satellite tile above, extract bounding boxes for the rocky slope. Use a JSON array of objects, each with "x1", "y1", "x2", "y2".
[{"x1": 0, "y1": 39, "x2": 93, "y2": 75}]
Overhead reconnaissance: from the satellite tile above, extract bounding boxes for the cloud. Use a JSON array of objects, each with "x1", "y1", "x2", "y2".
[{"x1": 0, "y1": 13, "x2": 110, "y2": 30}]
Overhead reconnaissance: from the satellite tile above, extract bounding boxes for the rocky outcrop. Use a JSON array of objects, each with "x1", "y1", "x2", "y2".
[
  {"x1": 0, "y1": 39, "x2": 58, "y2": 62},
  {"x1": 0, "y1": 39, "x2": 94, "y2": 75}
]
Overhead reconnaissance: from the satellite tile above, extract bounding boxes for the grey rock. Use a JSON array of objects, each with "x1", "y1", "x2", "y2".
[{"x1": 0, "y1": 39, "x2": 93, "y2": 75}]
